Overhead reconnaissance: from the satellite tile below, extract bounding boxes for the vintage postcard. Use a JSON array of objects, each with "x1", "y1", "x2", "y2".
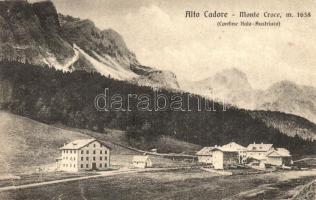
[{"x1": 0, "y1": 0, "x2": 315, "y2": 199}]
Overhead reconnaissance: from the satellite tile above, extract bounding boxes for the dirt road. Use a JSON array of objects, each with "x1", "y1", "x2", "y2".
[{"x1": 0, "y1": 167, "x2": 180, "y2": 192}]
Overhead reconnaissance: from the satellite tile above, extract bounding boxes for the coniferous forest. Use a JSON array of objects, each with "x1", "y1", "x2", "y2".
[{"x1": 0, "y1": 61, "x2": 315, "y2": 155}]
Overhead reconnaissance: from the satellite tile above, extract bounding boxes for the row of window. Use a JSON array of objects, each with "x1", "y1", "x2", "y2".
[
  {"x1": 63, "y1": 150, "x2": 77, "y2": 154},
  {"x1": 62, "y1": 163, "x2": 108, "y2": 168},
  {"x1": 63, "y1": 149, "x2": 108, "y2": 154},
  {"x1": 63, "y1": 163, "x2": 76, "y2": 168},
  {"x1": 80, "y1": 156, "x2": 107, "y2": 161},
  {"x1": 80, "y1": 163, "x2": 107, "y2": 168},
  {"x1": 63, "y1": 156, "x2": 76, "y2": 161},
  {"x1": 80, "y1": 150, "x2": 108, "y2": 155}
]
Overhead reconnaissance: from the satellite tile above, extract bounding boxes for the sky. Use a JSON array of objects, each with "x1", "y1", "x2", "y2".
[{"x1": 35, "y1": 0, "x2": 316, "y2": 89}]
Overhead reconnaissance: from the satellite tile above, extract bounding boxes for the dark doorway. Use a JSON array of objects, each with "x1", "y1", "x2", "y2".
[{"x1": 92, "y1": 163, "x2": 97, "y2": 170}]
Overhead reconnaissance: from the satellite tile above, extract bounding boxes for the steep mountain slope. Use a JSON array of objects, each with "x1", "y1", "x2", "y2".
[
  {"x1": 182, "y1": 68, "x2": 316, "y2": 124},
  {"x1": 0, "y1": 0, "x2": 179, "y2": 89},
  {"x1": 250, "y1": 111, "x2": 316, "y2": 141},
  {"x1": 256, "y1": 81, "x2": 316, "y2": 124},
  {"x1": 0, "y1": 62, "x2": 315, "y2": 155},
  {"x1": 0, "y1": 1, "x2": 75, "y2": 71},
  {"x1": 181, "y1": 68, "x2": 255, "y2": 109}
]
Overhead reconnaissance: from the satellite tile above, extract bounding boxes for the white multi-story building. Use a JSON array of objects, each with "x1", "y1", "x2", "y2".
[
  {"x1": 58, "y1": 139, "x2": 110, "y2": 172},
  {"x1": 246, "y1": 142, "x2": 273, "y2": 161}
]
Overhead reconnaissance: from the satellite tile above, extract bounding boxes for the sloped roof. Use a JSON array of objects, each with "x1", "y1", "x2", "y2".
[
  {"x1": 247, "y1": 143, "x2": 273, "y2": 152},
  {"x1": 211, "y1": 147, "x2": 239, "y2": 153},
  {"x1": 267, "y1": 148, "x2": 291, "y2": 157},
  {"x1": 196, "y1": 147, "x2": 215, "y2": 155},
  {"x1": 222, "y1": 142, "x2": 247, "y2": 151},
  {"x1": 60, "y1": 139, "x2": 96, "y2": 150},
  {"x1": 132, "y1": 155, "x2": 150, "y2": 162}
]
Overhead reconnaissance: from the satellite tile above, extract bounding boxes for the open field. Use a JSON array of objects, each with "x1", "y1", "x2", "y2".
[
  {"x1": 0, "y1": 169, "x2": 315, "y2": 200},
  {"x1": 0, "y1": 111, "x2": 195, "y2": 175}
]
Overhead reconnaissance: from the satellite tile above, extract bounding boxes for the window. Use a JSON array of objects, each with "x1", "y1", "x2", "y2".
[
  {"x1": 70, "y1": 150, "x2": 72, "y2": 154},
  {"x1": 104, "y1": 163, "x2": 107, "y2": 167},
  {"x1": 100, "y1": 150, "x2": 102, "y2": 154},
  {"x1": 86, "y1": 150, "x2": 89, "y2": 154},
  {"x1": 81, "y1": 150, "x2": 84, "y2": 154},
  {"x1": 74, "y1": 150, "x2": 76, "y2": 154},
  {"x1": 73, "y1": 157, "x2": 76, "y2": 160},
  {"x1": 81, "y1": 157, "x2": 83, "y2": 161},
  {"x1": 93, "y1": 157, "x2": 96, "y2": 161},
  {"x1": 93, "y1": 150, "x2": 96, "y2": 154},
  {"x1": 105, "y1": 150, "x2": 107, "y2": 154},
  {"x1": 74, "y1": 164, "x2": 76, "y2": 168},
  {"x1": 99, "y1": 163, "x2": 102, "y2": 168},
  {"x1": 104, "y1": 157, "x2": 107, "y2": 161},
  {"x1": 100, "y1": 157, "x2": 102, "y2": 160},
  {"x1": 86, "y1": 157, "x2": 89, "y2": 161},
  {"x1": 86, "y1": 164, "x2": 89, "y2": 168},
  {"x1": 81, "y1": 164, "x2": 83, "y2": 168},
  {"x1": 93, "y1": 144, "x2": 96, "y2": 147}
]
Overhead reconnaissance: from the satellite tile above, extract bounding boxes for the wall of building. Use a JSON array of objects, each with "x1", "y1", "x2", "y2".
[
  {"x1": 212, "y1": 151, "x2": 224, "y2": 169},
  {"x1": 60, "y1": 149, "x2": 79, "y2": 172},
  {"x1": 197, "y1": 155, "x2": 213, "y2": 164},
  {"x1": 223, "y1": 152, "x2": 239, "y2": 168},
  {"x1": 77, "y1": 141, "x2": 110, "y2": 171}
]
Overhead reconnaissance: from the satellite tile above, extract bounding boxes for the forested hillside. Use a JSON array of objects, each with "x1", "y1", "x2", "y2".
[{"x1": 0, "y1": 61, "x2": 315, "y2": 155}]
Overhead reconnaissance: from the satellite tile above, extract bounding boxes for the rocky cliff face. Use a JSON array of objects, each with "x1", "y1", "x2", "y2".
[
  {"x1": 59, "y1": 14, "x2": 179, "y2": 88},
  {"x1": 256, "y1": 81, "x2": 316, "y2": 124},
  {"x1": 0, "y1": 1, "x2": 74, "y2": 69},
  {"x1": 0, "y1": 1, "x2": 179, "y2": 89}
]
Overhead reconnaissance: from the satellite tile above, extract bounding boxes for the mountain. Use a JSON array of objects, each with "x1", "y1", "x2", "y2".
[
  {"x1": 0, "y1": 0, "x2": 179, "y2": 89},
  {"x1": 256, "y1": 80, "x2": 316, "y2": 124},
  {"x1": 182, "y1": 68, "x2": 316, "y2": 124},
  {"x1": 0, "y1": 61, "x2": 315, "y2": 155},
  {"x1": 181, "y1": 68, "x2": 255, "y2": 109},
  {"x1": 0, "y1": 1, "x2": 75, "y2": 70}
]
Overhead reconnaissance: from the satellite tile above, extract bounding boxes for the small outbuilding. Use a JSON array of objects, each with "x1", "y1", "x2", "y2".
[
  {"x1": 196, "y1": 147, "x2": 215, "y2": 164},
  {"x1": 132, "y1": 155, "x2": 152, "y2": 168},
  {"x1": 266, "y1": 148, "x2": 292, "y2": 166}
]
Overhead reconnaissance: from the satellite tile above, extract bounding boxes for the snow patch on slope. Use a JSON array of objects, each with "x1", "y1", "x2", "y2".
[
  {"x1": 74, "y1": 44, "x2": 138, "y2": 80},
  {"x1": 42, "y1": 48, "x2": 79, "y2": 72}
]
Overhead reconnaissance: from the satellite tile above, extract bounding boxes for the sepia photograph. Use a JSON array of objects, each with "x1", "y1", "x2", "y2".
[{"x1": 0, "y1": 0, "x2": 315, "y2": 199}]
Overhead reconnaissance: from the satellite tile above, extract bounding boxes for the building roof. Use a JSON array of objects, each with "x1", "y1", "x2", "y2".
[
  {"x1": 247, "y1": 143, "x2": 273, "y2": 152},
  {"x1": 132, "y1": 155, "x2": 150, "y2": 162},
  {"x1": 267, "y1": 148, "x2": 291, "y2": 157},
  {"x1": 211, "y1": 147, "x2": 239, "y2": 153},
  {"x1": 196, "y1": 147, "x2": 215, "y2": 155},
  {"x1": 221, "y1": 142, "x2": 247, "y2": 151},
  {"x1": 60, "y1": 139, "x2": 97, "y2": 150}
]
